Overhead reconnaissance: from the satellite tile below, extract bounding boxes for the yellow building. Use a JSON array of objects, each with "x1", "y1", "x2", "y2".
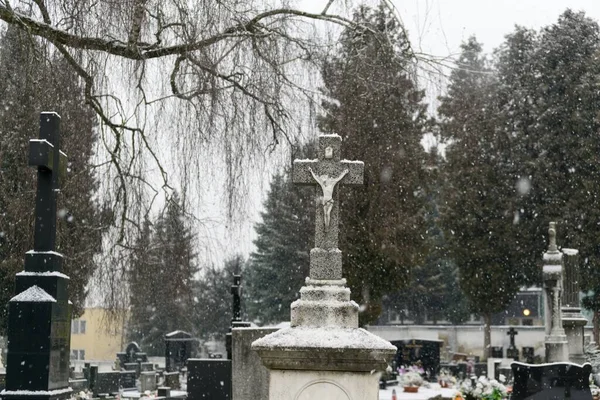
[{"x1": 70, "y1": 308, "x2": 126, "y2": 362}]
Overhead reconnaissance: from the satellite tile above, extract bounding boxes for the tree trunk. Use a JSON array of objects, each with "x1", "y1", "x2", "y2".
[{"x1": 483, "y1": 313, "x2": 492, "y2": 361}]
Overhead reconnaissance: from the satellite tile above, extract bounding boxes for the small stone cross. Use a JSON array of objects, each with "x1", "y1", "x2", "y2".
[
  {"x1": 231, "y1": 275, "x2": 242, "y2": 322},
  {"x1": 25, "y1": 112, "x2": 68, "y2": 272},
  {"x1": 293, "y1": 135, "x2": 364, "y2": 281},
  {"x1": 293, "y1": 135, "x2": 364, "y2": 251},
  {"x1": 507, "y1": 327, "x2": 518, "y2": 347}
]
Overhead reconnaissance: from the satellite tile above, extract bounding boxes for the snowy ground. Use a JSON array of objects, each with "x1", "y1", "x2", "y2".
[{"x1": 379, "y1": 385, "x2": 458, "y2": 400}]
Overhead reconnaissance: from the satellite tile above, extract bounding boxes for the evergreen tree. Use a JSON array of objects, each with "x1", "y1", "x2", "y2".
[
  {"x1": 245, "y1": 156, "x2": 314, "y2": 324},
  {"x1": 0, "y1": 25, "x2": 107, "y2": 333},
  {"x1": 127, "y1": 193, "x2": 197, "y2": 355},
  {"x1": 438, "y1": 37, "x2": 521, "y2": 358},
  {"x1": 318, "y1": 4, "x2": 429, "y2": 323},
  {"x1": 495, "y1": 11, "x2": 600, "y2": 339},
  {"x1": 194, "y1": 255, "x2": 244, "y2": 341}
]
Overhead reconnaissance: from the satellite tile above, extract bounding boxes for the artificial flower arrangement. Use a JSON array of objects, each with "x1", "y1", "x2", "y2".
[
  {"x1": 398, "y1": 365, "x2": 425, "y2": 392},
  {"x1": 457, "y1": 375, "x2": 508, "y2": 400},
  {"x1": 438, "y1": 368, "x2": 457, "y2": 388}
]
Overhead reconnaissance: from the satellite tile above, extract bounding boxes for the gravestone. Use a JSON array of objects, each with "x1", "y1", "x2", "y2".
[
  {"x1": 2, "y1": 113, "x2": 72, "y2": 400},
  {"x1": 473, "y1": 363, "x2": 487, "y2": 378},
  {"x1": 187, "y1": 359, "x2": 231, "y2": 400},
  {"x1": 123, "y1": 362, "x2": 139, "y2": 377},
  {"x1": 543, "y1": 222, "x2": 569, "y2": 362},
  {"x1": 507, "y1": 327, "x2": 519, "y2": 360},
  {"x1": 163, "y1": 371, "x2": 180, "y2": 390},
  {"x1": 561, "y1": 248, "x2": 587, "y2": 364},
  {"x1": 165, "y1": 330, "x2": 194, "y2": 372},
  {"x1": 511, "y1": 361, "x2": 592, "y2": 399},
  {"x1": 93, "y1": 372, "x2": 120, "y2": 396},
  {"x1": 390, "y1": 339, "x2": 442, "y2": 379},
  {"x1": 119, "y1": 370, "x2": 137, "y2": 391},
  {"x1": 140, "y1": 371, "x2": 157, "y2": 393},
  {"x1": 491, "y1": 347, "x2": 503, "y2": 359},
  {"x1": 252, "y1": 134, "x2": 395, "y2": 400}
]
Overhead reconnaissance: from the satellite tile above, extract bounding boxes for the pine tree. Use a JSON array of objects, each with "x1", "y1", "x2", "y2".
[
  {"x1": 317, "y1": 4, "x2": 429, "y2": 323},
  {"x1": 438, "y1": 37, "x2": 521, "y2": 358},
  {"x1": 245, "y1": 159, "x2": 314, "y2": 324},
  {"x1": 127, "y1": 193, "x2": 197, "y2": 355},
  {"x1": 0, "y1": 25, "x2": 107, "y2": 333}
]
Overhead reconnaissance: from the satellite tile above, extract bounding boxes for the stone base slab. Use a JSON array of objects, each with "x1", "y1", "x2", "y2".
[
  {"x1": 545, "y1": 335, "x2": 569, "y2": 363},
  {"x1": 291, "y1": 298, "x2": 358, "y2": 328},
  {"x1": 252, "y1": 326, "x2": 396, "y2": 372},
  {"x1": 268, "y1": 369, "x2": 379, "y2": 400}
]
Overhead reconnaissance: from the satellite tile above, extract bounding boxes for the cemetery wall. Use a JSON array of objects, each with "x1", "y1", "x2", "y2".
[
  {"x1": 368, "y1": 325, "x2": 594, "y2": 359},
  {"x1": 70, "y1": 308, "x2": 126, "y2": 362}
]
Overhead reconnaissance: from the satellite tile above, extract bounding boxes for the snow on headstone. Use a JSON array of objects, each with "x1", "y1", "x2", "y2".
[{"x1": 9, "y1": 285, "x2": 56, "y2": 303}]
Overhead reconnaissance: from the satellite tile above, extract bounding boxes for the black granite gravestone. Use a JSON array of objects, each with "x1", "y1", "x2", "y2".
[
  {"x1": 119, "y1": 371, "x2": 137, "y2": 391},
  {"x1": 491, "y1": 347, "x2": 503, "y2": 358},
  {"x1": 511, "y1": 361, "x2": 592, "y2": 399},
  {"x1": 390, "y1": 339, "x2": 442, "y2": 379},
  {"x1": 474, "y1": 363, "x2": 488, "y2": 378},
  {"x1": 4, "y1": 113, "x2": 72, "y2": 400},
  {"x1": 165, "y1": 330, "x2": 194, "y2": 372},
  {"x1": 187, "y1": 359, "x2": 232, "y2": 400},
  {"x1": 123, "y1": 362, "x2": 139, "y2": 378},
  {"x1": 93, "y1": 372, "x2": 120, "y2": 396}
]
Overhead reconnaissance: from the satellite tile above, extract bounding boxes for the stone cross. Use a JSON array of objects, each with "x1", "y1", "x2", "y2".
[
  {"x1": 507, "y1": 327, "x2": 518, "y2": 347},
  {"x1": 231, "y1": 275, "x2": 242, "y2": 322},
  {"x1": 293, "y1": 135, "x2": 364, "y2": 250},
  {"x1": 293, "y1": 135, "x2": 364, "y2": 281},
  {"x1": 25, "y1": 112, "x2": 67, "y2": 272}
]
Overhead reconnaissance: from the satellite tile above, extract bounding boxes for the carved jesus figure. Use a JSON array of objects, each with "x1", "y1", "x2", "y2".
[{"x1": 308, "y1": 167, "x2": 349, "y2": 230}]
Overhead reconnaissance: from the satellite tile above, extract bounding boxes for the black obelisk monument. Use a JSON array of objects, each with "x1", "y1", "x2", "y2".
[{"x1": 1, "y1": 113, "x2": 72, "y2": 400}]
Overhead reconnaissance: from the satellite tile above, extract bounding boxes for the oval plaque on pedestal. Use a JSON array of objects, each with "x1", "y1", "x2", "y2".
[{"x1": 295, "y1": 380, "x2": 351, "y2": 400}]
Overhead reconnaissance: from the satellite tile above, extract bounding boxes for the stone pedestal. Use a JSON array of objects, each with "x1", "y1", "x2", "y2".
[{"x1": 252, "y1": 279, "x2": 396, "y2": 400}]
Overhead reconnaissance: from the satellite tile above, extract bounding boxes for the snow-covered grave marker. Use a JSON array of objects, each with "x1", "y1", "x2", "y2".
[
  {"x1": 2, "y1": 113, "x2": 73, "y2": 400},
  {"x1": 252, "y1": 134, "x2": 396, "y2": 400}
]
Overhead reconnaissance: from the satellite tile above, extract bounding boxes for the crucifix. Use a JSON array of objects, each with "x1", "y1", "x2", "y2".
[
  {"x1": 25, "y1": 112, "x2": 68, "y2": 273},
  {"x1": 507, "y1": 327, "x2": 518, "y2": 347},
  {"x1": 293, "y1": 134, "x2": 364, "y2": 280},
  {"x1": 231, "y1": 275, "x2": 242, "y2": 322}
]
